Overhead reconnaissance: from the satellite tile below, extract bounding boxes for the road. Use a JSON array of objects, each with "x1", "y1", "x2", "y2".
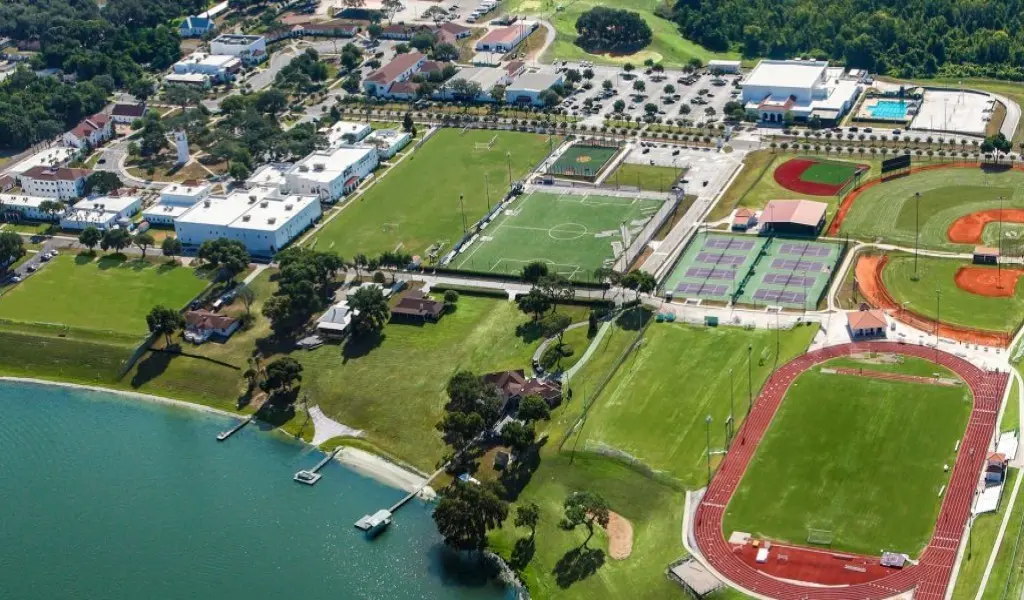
[{"x1": 93, "y1": 140, "x2": 167, "y2": 190}]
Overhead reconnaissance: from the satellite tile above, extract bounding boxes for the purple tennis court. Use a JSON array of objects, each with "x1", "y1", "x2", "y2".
[
  {"x1": 771, "y1": 259, "x2": 825, "y2": 272},
  {"x1": 763, "y1": 274, "x2": 816, "y2": 287},
  {"x1": 778, "y1": 243, "x2": 833, "y2": 257},
  {"x1": 753, "y1": 289, "x2": 808, "y2": 304},
  {"x1": 677, "y1": 283, "x2": 729, "y2": 296},
  {"x1": 685, "y1": 267, "x2": 738, "y2": 280},
  {"x1": 696, "y1": 252, "x2": 747, "y2": 266},
  {"x1": 703, "y1": 238, "x2": 755, "y2": 251}
]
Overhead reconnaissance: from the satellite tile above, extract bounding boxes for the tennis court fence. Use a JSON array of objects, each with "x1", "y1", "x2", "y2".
[{"x1": 613, "y1": 192, "x2": 686, "y2": 272}]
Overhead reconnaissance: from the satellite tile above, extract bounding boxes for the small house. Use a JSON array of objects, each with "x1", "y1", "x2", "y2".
[
  {"x1": 184, "y1": 309, "x2": 240, "y2": 344},
  {"x1": 974, "y1": 246, "x2": 999, "y2": 266},
  {"x1": 732, "y1": 208, "x2": 757, "y2": 231},
  {"x1": 110, "y1": 102, "x2": 148, "y2": 125},
  {"x1": 179, "y1": 15, "x2": 216, "y2": 38},
  {"x1": 483, "y1": 369, "x2": 563, "y2": 411},
  {"x1": 390, "y1": 290, "x2": 445, "y2": 322},
  {"x1": 316, "y1": 302, "x2": 357, "y2": 336},
  {"x1": 493, "y1": 449, "x2": 512, "y2": 470},
  {"x1": 847, "y1": 309, "x2": 887, "y2": 339},
  {"x1": 986, "y1": 452, "x2": 1008, "y2": 484}
]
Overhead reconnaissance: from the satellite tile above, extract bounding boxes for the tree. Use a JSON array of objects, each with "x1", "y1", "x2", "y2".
[
  {"x1": 613, "y1": 99, "x2": 626, "y2": 113},
  {"x1": 542, "y1": 311, "x2": 572, "y2": 349},
  {"x1": 161, "y1": 237, "x2": 183, "y2": 259},
  {"x1": 644, "y1": 103, "x2": 658, "y2": 116},
  {"x1": 437, "y1": 410, "x2": 486, "y2": 449},
  {"x1": 255, "y1": 88, "x2": 288, "y2": 115},
  {"x1": 403, "y1": 112, "x2": 414, "y2": 132},
  {"x1": 560, "y1": 491, "x2": 610, "y2": 548},
  {"x1": 236, "y1": 283, "x2": 256, "y2": 315},
  {"x1": 516, "y1": 288, "x2": 552, "y2": 321},
  {"x1": 348, "y1": 285, "x2": 390, "y2": 336},
  {"x1": 632, "y1": 80, "x2": 646, "y2": 94},
  {"x1": 229, "y1": 162, "x2": 251, "y2": 183},
  {"x1": 622, "y1": 270, "x2": 656, "y2": 301},
  {"x1": 100, "y1": 228, "x2": 132, "y2": 253},
  {"x1": 139, "y1": 114, "x2": 168, "y2": 157},
  {"x1": 410, "y1": 32, "x2": 436, "y2": 53},
  {"x1": 538, "y1": 89, "x2": 560, "y2": 108},
  {"x1": 133, "y1": 233, "x2": 155, "y2": 257},
  {"x1": 433, "y1": 482, "x2": 508, "y2": 554},
  {"x1": 602, "y1": 79, "x2": 613, "y2": 91},
  {"x1": 490, "y1": 84, "x2": 507, "y2": 105},
  {"x1": 518, "y1": 394, "x2": 551, "y2": 422},
  {"x1": 982, "y1": 132, "x2": 1012, "y2": 155},
  {"x1": 78, "y1": 226, "x2": 102, "y2": 252},
  {"x1": 575, "y1": 7, "x2": 652, "y2": 53},
  {"x1": 422, "y1": 5, "x2": 449, "y2": 27},
  {"x1": 433, "y1": 42, "x2": 459, "y2": 62},
  {"x1": 164, "y1": 85, "x2": 204, "y2": 110},
  {"x1": 0, "y1": 231, "x2": 25, "y2": 269},
  {"x1": 381, "y1": 0, "x2": 403, "y2": 24},
  {"x1": 501, "y1": 420, "x2": 536, "y2": 453},
  {"x1": 582, "y1": 68, "x2": 595, "y2": 80},
  {"x1": 622, "y1": 63, "x2": 634, "y2": 75},
  {"x1": 515, "y1": 502, "x2": 540, "y2": 539},
  {"x1": 84, "y1": 171, "x2": 122, "y2": 195},
  {"x1": 443, "y1": 289, "x2": 459, "y2": 306},
  {"x1": 146, "y1": 305, "x2": 185, "y2": 347},
  {"x1": 521, "y1": 261, "x2": 550, "y2": 283},
  {"x1": 38, "y1": 200, "x2": 65, "y2": 221},
  {"x1": 197, "y1": 238, "x2": 250, "y2": 281},
  {"x1": 564, "y1": 69, "x2": 582, "y2": 84},
  {"x1": 539, "y1": 274, "x2": 575, "y2": 306},
  {"x1": 261, "y1": 357, "x2": 303, "y2": 396}
]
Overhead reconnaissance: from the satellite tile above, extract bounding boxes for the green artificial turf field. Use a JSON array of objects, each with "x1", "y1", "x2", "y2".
[
  {"x1": 723, "y1": 356, "x2": 971, "y2": 556},
  {"x1": 452, "y1": 192, "x2": 663, "y2": 279},
  {"x1": 607, "y1": 162, "x2": 686, "y2": 192},
  {"x1": 801, "y1": 161, "x2": 859, "y2": 185},
  {"x1": 311, "y1": 129, "x2": 558, "y2": 258},
  {"x1": 0, "y1": 254, "x2": 208, "y2": 337},
  {"x1": 569, "y1": 321, "x2": 819, "y2": 487},
  {"x1": 549, "y1": 144, "x2": 620, "y2": 180},
  {"x1": 840, "y1": 166, "x2": 1024, "y2": 251},
  {"x1": 881, "y1": 255, "x2": 1024, "y2": 334}
]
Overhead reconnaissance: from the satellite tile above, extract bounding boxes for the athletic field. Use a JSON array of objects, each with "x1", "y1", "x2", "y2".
[
  {"x1": 311, "y1": 130, "x2": 559, "y2": 258},
  {"x1": 723, "y1": 355, "x2": 971, "y2": 556},
  {"x1": 548, "y1": 143, "x2": 620, "y2": 180},
  {"x1": 840, "y1": 166, "x2": 1024, "y2": 251},
  {"x1": 451, "y1": 191, "x2": 662, "y2": 279}
]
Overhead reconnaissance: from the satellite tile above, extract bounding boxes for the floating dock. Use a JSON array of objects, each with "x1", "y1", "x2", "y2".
[
  {"x1": 293, "y1": 447, "x2": 342, "y2": 486},
  {"x1": 216, "y1": 415, "x2": 254, "y2": 441},
  {"x1": 355, "y1": 509, "x2": 393, "y2": 536}
]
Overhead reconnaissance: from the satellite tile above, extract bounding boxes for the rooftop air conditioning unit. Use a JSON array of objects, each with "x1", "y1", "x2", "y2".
[
  {"x1": 299, "y1": 165, "x2": 309, "y2": 172},
  {"x1": 313, "y1": 163, "x2": 325, "y2": 171},
  {"x1": 259, "y1": 201, "x2": 269, "y2": 208},
  {"x1": 249, "y1": 194, "x2": 256, "y2": 202},
  {"x1": 267, "y1": 217, "x2": 276, "y2": 225},
  {"x1": 204, "y1": 200, "x2": 211, "y2": 207},
  {"x1": 285, "y1": 204, "x2": 293, "y2": 211},
  {"x1": 242, "y1": 215, "x2": 251, "y2": 222}
]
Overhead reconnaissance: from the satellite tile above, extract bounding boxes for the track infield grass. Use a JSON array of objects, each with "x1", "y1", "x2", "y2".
[
  {"x1": 452, "y1": 192, "x2": 663, "y2": 278},
  {"x1": 310, "y1": 129, "x2": 558, "y2": 258},
  {"x1": 723, "y1": 357, "x2": 971, "y2": 556},
  {"x1": 881, "y1": 255, "x2": 1024, "y2": 334}
]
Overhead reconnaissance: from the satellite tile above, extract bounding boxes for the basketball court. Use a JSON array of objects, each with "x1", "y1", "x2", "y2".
[{"x1": 451, "y1": 191, "x2": 662, "y2": 279}]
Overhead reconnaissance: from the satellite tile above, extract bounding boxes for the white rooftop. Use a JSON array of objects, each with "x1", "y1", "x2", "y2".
[
  {"x1": 291, "y1": 146, "x2": 376, "y2": 183},
  {"x1": 143, "y1": 203, "x2": 193, "y2": 219},
  {"x1": 73, "y1": 195, "x2": 139, "y2": 213},
  {"x1": 744, "y1": 59, "x2": 827, "y2": 90},
  {"x1": 7, "y1": 147, "x2": 76, "y2": 176},
  {"x1": 509, "y1": 70, "x2": 561, "y2": 93},
  {"x1": 366, "y1": 129, "x2": 408, "y2": 143},
  {"x1": 450, "y1": 66, "x2": 506, "y2": 92},
  {"x1": 176, "y1": 186, "x2": 318, "y2": 231},
  {"x1": 178, "y1": 53, "x2": 240, "y2": 69},
  {"x1": 324, "y1": 121, "x2": 371, "y2": 143},
  {"x1": 166, "y1": 73, "x2": 210, "y2": 83},
  {"x1": 161, "y1": 181, "x2": 212, "y2": 198},
  {"x1": 247, "y1": 163, "x2": 291, "y2": 188},
  {"x1": 0, "y1": 193, "x2": 48, "y2": 209}
]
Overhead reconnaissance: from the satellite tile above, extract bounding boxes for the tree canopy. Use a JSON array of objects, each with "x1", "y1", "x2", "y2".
[
  {"x1": 0, "y1": 231, "x2": 25, "y2": 269},
  {"x1": 433, "y1": 482, "x2": 509, "y2": 554},
  {"x1": 198, "y1": 238, "x2": 250, "y2": 281},
  {"x1": 575, "y1": 7, "x2": 653, "y2": 54},
  {"x1": 146, "y1": 305, "x2": 185, "y2": 346}
]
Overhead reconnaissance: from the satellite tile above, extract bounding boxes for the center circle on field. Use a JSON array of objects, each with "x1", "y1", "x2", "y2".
[
  {"x1": 548, "y1": 223, "x2": 588, "y2": 240},
  {"x1": 576, "y1": 155, "x2": 593, "y2": 164}
]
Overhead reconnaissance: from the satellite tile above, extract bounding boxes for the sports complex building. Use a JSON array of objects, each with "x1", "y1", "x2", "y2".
[{"x1": 742, "y1": 59, "x2": 866, "y2": 124}]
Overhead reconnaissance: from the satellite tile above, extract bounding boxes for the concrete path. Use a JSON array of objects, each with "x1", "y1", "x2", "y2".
[{"x1": 563, "y1": 319, "x2": 613, "y2": 383}]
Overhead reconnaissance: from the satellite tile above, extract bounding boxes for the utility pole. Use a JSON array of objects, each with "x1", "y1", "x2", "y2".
[
  {"x1": 485, "y1": 173, "x2": 490, "y2": 210},
  {"x1": 935, "y1": 288, "x2": 942, "y2": 350}
]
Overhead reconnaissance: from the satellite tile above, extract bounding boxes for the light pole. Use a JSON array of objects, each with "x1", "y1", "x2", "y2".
[
  {"x1": 935, "y1": 288, "x2": 942, "y2": 350},
  {"x1": 998, "y1": 194, "x2": 1005, "y2": 286},
  {"x1": 485, "y1": 173, "x2": 491, "y2": 210},
  {"x1": 506, "y1": 151, "x2": 512, "y2": 187},
  {"x1": 746, "y1": 344, "x2": 753, "y2": 416},
  {"x1": 914, "y1": 191, "x2": 920, "y2": 279},
  {"x1": 705, "y1": 415, "x2": 713, "y2": 488},
  {"x1": 458, "y1": 193, "x2": 468, "y2": 236}
]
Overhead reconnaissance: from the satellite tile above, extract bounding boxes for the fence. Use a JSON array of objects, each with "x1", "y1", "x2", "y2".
[{"x1": 613, "y1": 192, "x2": 685, "y2": 273}]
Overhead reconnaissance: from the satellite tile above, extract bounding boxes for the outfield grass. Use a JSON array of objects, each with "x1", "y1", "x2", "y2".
[
  {"x1": 801, "y1": 161, "x2": 859, "y2": 185},
  {"x1": 724, "y1": 357, "x2": 971, "y2": 556},
  {"x1": 953, "y1": 469, "x2": 1020, "y2": 600},
  {"x1": 607, "y1": 162, "x2": 685, "y2": 192},
  {"x1": 0, "y1": 254, "x2": 208, "y2": 336},
  {"x1": 840, "y1": 166, "x2": 1024, "y2": 251},
  {"x1": 311, "y1": 129, "x2": 558, "y2": 258},
  {"x1": 452, "y1": 192, "x2": 663, "y2": 279},
  {"x1": 569, "y1": 321, "x2": 819, "y2": 487},
  {"x1": 503, "y1": 0, "x2": 739, "y2": 67},
  {"x1": 882, "y1": 255, "x2": 1024, "y2": 333},
  {"x1": 708, "y1": 151, "x2": 883, "y2": 222}
]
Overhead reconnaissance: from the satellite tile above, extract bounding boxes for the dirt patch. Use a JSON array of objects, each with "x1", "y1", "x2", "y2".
[
  {"x1": 954, "y1": 265, "x2": 1024, "y2": 297},
  {"x1": 948, "y1": 209, "x2": 1024, "y2": 244},
  {"x1": 602, "y1": 511, "x2": 633, "y2": 560},
  {"x1": 854, "y1": 254, "x2": 1011, "y2": 346}
]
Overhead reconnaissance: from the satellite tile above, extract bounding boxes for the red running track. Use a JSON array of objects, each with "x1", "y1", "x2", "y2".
[{"x1": 693, "y1": 341, "x2": 1009, "y2": 600}]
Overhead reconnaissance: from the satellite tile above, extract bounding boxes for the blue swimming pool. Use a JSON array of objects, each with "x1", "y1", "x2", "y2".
[{"x1": 868, "y1": 100, "x2": 909, "y2": 120}]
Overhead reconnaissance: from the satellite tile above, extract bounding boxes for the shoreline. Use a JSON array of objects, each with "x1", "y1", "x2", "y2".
[{"x1": 0, "y1": 376, "x2": 431, "y2": 495}]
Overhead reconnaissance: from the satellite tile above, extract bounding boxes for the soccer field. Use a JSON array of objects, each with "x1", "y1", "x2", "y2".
[
  {"x1": 311, "y1": 129, "x2": 558, "y2": 258},
  {"x1": 723, "y1": 355, "x2": 971, "y2": 556},
  {"x1": 451, "y1": 191, "x2": 663, "y2": 279}
]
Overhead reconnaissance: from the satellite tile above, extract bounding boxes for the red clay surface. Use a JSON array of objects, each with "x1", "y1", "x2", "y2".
[
  {"x1": 954, "y1": 265, "x2": 1024, "y2": 298},
  {"x1": 855, "y1": 255, "x2": 1011, "y2": 347},
  {"x1": 773, "y1": 159, "x2": 849, "y2": 196},
  {"x1": 832, "y1": 366, "x2": 955, "y2": 386},
  {"x1": 733, "y1": 541, "x2": 892, "y2": 585},
  {"x1": 948, "y1": 209, "x2": 1024, "y2": 244},
  {"x1": 694, "y1": 341, "x2": 1009, "y2": 599}
]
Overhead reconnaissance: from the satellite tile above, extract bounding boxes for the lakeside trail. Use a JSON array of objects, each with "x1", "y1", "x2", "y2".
[{"x1": 0, "y1": 376, "x2": 430, "y2": 495}]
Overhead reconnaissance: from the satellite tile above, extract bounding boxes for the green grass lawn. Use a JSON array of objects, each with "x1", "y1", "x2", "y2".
[
  {"x1": 504, "y1": 0, "x2": 738, "y2": 67},
  {"x1": 607, "y1": 162, "x2": 685, "y2": 192},
  {"x1": 709, "y1": 151, "x2": 883, "y2": 222},
  {"x1": 801, "y1": 161, "x2": 859, "y2": 185},
  {"x1": 840, "y1": 166, "x2": 1024, "y2": 251},
  {"x1": 452, "y1": 192, "x2": 663, "y2": 279},
  {"x1": 882, "y1": 255, "x2": 1024, "y2": 333},
  {"x1": 568, "y1": 321, "x2": 819, "y2": 487},
  {"x1": 724, "y1": 358, "x2": 971, "y2": 556},
  {"x1": 310, "y1": 129, "x2": 558, "y2": 258},
  {"x1": 982, "y1": 473, "x2": 1024, "y2": 599},
  {"x1": 550, "y1": 145, "x2": 619, "y2": 178},
  {"x1": 1003, "y1": 377, "x2": 1020, "y2": 433},
  {"x1": 0, "y1": 254, "x2": 208, "y2": 336},
  {"x1": 953, "y1": 469, "x2": 1020, "y2": 600}
]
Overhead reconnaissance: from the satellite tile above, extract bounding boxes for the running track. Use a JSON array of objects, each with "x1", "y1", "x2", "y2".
[{"x1": 693, "y1": 342, "x2": 1009, "y2": 599}]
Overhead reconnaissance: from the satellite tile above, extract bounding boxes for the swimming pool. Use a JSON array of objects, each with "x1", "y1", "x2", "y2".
[{"x1": 868, "y1": 100, "x2": 909, "y2": 120}]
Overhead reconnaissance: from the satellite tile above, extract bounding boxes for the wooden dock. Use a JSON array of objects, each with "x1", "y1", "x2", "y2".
[
  {"x1": 216, "y1": 415, "x2": 254, "y2": 442},
  {"x1": 294, "y1": 447, "x2": 342, "y2": 485},
  {"x1": 355, "y1": 465, "x2": 446, "y2": 534}
]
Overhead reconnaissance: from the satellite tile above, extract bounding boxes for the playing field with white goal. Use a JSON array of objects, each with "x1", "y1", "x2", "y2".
[
  {"x1": 452, "y1": 191, "x2": 664, "y2": 280},
  {"x1": 475, "y1": 134, "x2": 498, "y2": 150}
]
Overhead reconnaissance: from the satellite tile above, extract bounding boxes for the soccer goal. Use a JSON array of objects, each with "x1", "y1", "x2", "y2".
[
  {"x1": 807, "y1": 528, "x2": 834, "y2": 546},
  {"x1": 381, "y1": 222, "x2": 400, "y2": 233},
  {"x1": 475, "y1": 134, "x2": 498, "y2": 150}
]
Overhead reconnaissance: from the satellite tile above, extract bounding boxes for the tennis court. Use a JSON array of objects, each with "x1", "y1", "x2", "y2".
[
  {"x1": 451, "y1": 191, "x2": 663, "y2": 280},
  {"x1": 548, "y1": 143, "x2": 622, "y2": 180},
  {"x1": 736, "y1": 239, "x2": 843, "y2": 309},
  {"x1": 663, "y1": 231, "x2": 767, "y2": 302}
]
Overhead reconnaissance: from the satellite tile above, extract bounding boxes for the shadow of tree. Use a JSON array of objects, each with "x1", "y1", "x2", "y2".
[
  {"x1": 553, "y1": 546, "x2": 605, "y2": 588},
  {"x1": 341, "y1": 330, "x2": 385, "y2": 362},
  {"x1": 515, "y1": 320, "x2": 544, "y2": 343},
  {"x1": 129, "y1": 347, "x2": 173, "y2": 389},
  {"x1": 617, "y1": 307, "x2": 652, "y2": 331},
  {"x1": 499, "y1": 436, "x2": 546, "y2": 501},
  {"x1": 254, "y1": 388, "x2": 298, "y2": 429},
  {"x1": 509, "y1": 537, "x2": 536, "y2": 571}
]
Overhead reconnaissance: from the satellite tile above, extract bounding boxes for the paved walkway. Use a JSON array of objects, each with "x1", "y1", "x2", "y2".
[{"x1": 309, "y1": 405, "x2": 364, "y2": 446}]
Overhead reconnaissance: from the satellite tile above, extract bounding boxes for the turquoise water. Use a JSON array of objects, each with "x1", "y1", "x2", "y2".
[
  {"x1": 0, "y1": 382, "x2": 512, "y2": 600},
  {"x1": 869, "y1": 100, "x2": 909, "y2": 120}
]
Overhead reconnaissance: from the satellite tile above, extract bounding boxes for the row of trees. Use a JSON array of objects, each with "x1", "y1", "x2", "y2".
[{"x1": 77, "y1": 227, "x2": 156, "y2": 257}]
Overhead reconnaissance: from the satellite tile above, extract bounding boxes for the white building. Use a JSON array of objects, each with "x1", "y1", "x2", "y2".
[
  {"x1": 247, "y1": 163, "x2": 291, "y2": 189},
  {"x1": 143, "y1": 180, "x2": 213, "y2": 225},
  {"x1": 0, "y1": 194, "x2": 62, "y2": 221},
  {"x1": 6, "y1": 147, "x2": 76, "y2": 179},
  {"x1": 317, "y1": 302, "x2": 356, "y2": 335},
  {"x1": 62, "y1": 113, "x2": 113, "y2": 149},
  {"x1": 505, "y1": 70, "x2": 564, "y2": 106},
  {"x1": 164, "y1": 73, "x2": 211, "y2": 88},
  {"x1": 209, "y1": 34, "x2": 267, "y2": 65},
  {"x1": 60, "y1": 194, "x2": 142, "y2": 230},
  {"x1": 364, "y1": 129, "x2": 411, "y2": 159},
  {"x1": 324, "y1": 121, "x2": 372, "y2": 148},
  {"x1": 19, "y1": 166, "x2": 91, "y2": 199},
  {"x1": 285, "y1": 145, "x2": 378, "y2": 202},
  {"x1": 439, "y1": 66, "x2": 509, "y2": 102},
  {"x1": 363, "y1": 52, "x2": 426, "y2": 97},
  {"x1": 173, "y1": 187, "x2": 322, "y2": 256},
  {"x1": 172, "y1": 53, "x2": 242, "y2": 82},
  {"x1": 742, "y1": 59, "x2": 863, "y2": 124},
  {"x1": 474, "y1": 22, "x2": 536, "y2": 53}
]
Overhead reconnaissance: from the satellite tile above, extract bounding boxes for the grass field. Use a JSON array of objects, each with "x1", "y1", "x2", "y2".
[
  {"x1": 953, "y1": 469, "x2": 1019, "y2": 600},
  {"x1": 549, "y1": 144, "x2": 619, "y2": 180},
  {"x1": 709, "y1": 151, "x2": 883, "y2": 222},
  {"x1": 724, "y1": 356, "x2": 971, "y2": 556},
  {"x1": 311, "y1": 129, "x2": 558, "y2": 258},
  {"x1": 881, "y1": 255, "x2": 1024, "y2": 334},
  {"x1": 802, "y1": 161, "x2": 860, "y2": 185},
  {"x1": 568, "y1": 321, "x2": 819, "y2": 487},
  {"x1": 607, "y1": 162, "x2": 685, "y2": 192},
  {"x1": 452, "y1": 192, "x2": 663, "y2": 278},
  {"x1": 503, "y1": 0, "x2": 739, "y2": 67},
  {"x1": 0, "y1": 254, "x2": 208, "y2": 336},
  {"x1": 982, "y1": 473, "x2": 1024, "y2": 600},
  {"x1": 840, "y1": 166, "x2": 1024, "y2": 251}
]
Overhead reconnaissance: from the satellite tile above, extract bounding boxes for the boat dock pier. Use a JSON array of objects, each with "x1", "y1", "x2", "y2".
[
  {"x1": 355, "y1": 465, "x2": 445, "y2": 536},
  {"x1": 216, "y1": 415, "x2": 254, "y2": 441},
  {"x1": 294, "y1": 447, "x2": 342, "y2": 485}
]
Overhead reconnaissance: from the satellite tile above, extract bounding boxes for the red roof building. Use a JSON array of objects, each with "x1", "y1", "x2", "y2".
[
  {"x1": 363, "y1": 52, "x2": 427, "y2": 97},
  {"x1": 847, "y1": 309, "x2": 887, "y2": 338},
  {"x1": 760, "y1": 199, "x2": 827, "y2": 236},
  {"x1": 63, "y1": 112, "x2": 113, "y2": 149}
]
